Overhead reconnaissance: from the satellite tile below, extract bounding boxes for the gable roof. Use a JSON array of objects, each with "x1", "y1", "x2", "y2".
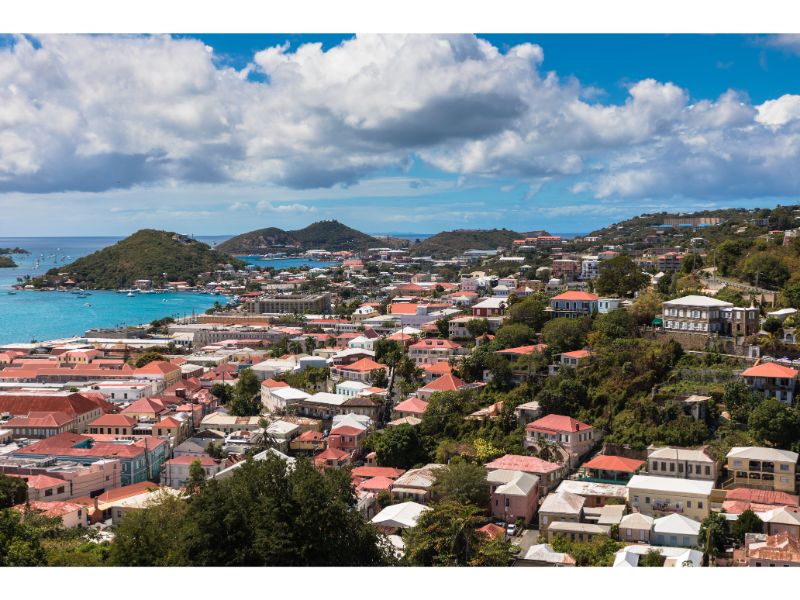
[
  {"x1": 89, "y1": 413, "x2": 137, "y2": 428},
  {"x1": 551, "y1": 291, "x2": 599, "y2": 301},
  {"x1": 421, "y1": 373, "x2": 468, "y2": 393},
  {"x1": 485, "y1": 454, "x2": 562, "y2": 475},
  {"x1": 393, "y1": 397, "x2": 429, "y2": 414},
  {"x1": 581, "y1": 454, "x2": 644, "y2": 473},
  {"x1": 741, "y1": 362, "x2": 799, "y2": 379},
  {"x1": 338, "y1": 358, "x2": 387, "y2": 373},
  {"x1": 527, "y1": 414, "x2": 592, "y2": 434}
]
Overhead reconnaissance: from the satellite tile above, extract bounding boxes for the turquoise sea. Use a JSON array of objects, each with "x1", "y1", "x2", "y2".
[{"x1": 0, "y1": 237, "x2": 334, "y2": 345}]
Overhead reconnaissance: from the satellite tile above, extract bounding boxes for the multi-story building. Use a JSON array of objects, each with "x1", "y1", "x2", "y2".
[
  {"x1": 647, "y1": 446, "x2": 718, "y2": 482},
  {"x1": 549, "y1": 291, "x2": 599, "y2": 319},
  {"x1": 551, "y1": 259, "x2": 580, "y2": 282},
  {"x1": 524, "y1": 414, "x2": 600, "y2": 466},
  {"x1": 245, "y1": 293, "x2": 332, "y2": 315},
  {"x1": 472, "y1": 297, "x2": 507, "y2": 318},
  {"x1": 661, "y1": 295, "x2": 733, "y2": 334},
  {"x1": 580, "y1": 256, "x2": 600, "y2": 280},
  {"x1": 657, "y1": 252, "x2": 684, "y2": 272},
  {"x1": 626, "y1": 475, "x2": 714, "y2": 521},
  {"x1": 726, "y1": 447, "x2": 799, "y2": 494},
  {"x1": 740, "y1": 362, "x2": 799, "y2": 405},
  {"x1": 408, "y1": 339, "x2": 463, "y2": 366}
]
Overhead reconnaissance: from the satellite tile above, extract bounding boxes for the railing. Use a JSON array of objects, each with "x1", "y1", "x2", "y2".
[{"x1": 653, "y1": 503, "x2": 684, "y2": 514}]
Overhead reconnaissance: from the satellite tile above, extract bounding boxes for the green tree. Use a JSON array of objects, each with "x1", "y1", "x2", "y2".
[
  {"x1": 722, "y1": 381, "x2": 760, "y2": 424},
  {"x1": 780, "y1": 281, "x2": 800, "y2": 309},
  {"x1": 0, "y1": 474, "x2": 28, "y2": 509},
  {"x1": 747, "y1": 397, "x2": 800, "y2": 448},
  {"x1": 731, "y1": 509, "x2": 763, "y2": 543},
  {"x1": 699, "y1": 511, "x2": 728, "y2": 564},
  {"x1": 468, "y1": 535, "x2": 519, "y2": 566},
  {"x1": 628, "y1": 289, "x2": 663, "y2": 326},
  {"x1": 742, "y1": 252, "x2": 790, "y2": 289},
  {"x1": 762, "y1": 316, "x2": 782, "y2": 335},
  {"x1": 134, "y1": 351, "x2": 165, "y2": 368},
  {"x1": 0, "y1": 508, "x2": 48, "y2": 566},
  {"x1": 550, "y1": 534, "x2": 621, "y2": 566},
  {"x1": 432, "y1": 460, "x2": 490, "y2": 507},
  {"x1": 541, "y1": 317, "x2": 590, "y2": 354},
  {"x1": 109, "y1": 490, "x2": 190, "y2": 566},
  {"x1": 639, "y1": 547, "x2": 666, "y2": 567},
  {"x1": 435, "y1": 317, "x2": 451, "y2": 338},
  {"x1": 492, "y1": 323, "x2": 535, "y2": 349},
  {"x1": 465, "y1": 318, "x2": 490, "y2": 339},
  {"x1": 588, "y1": 309, "x2": 639, "y2": 347},
  {"x1": 404, "y1": 500, "x2": 487, "y2": 566},
  {"x1": 369, "y1": 368, "x2": 389, "y2": 388},
  {"x1": 596, "y1": 255, "x2": 648, "y2": 297},
  {"x1": 187, "y1": 460, "x2": 207, "y2": 495},
  {"x1": 374, "y1": 338, "x2": 404, "y2": 367},
  {"x1": 211, "y1": 383, "x2": 233, "y2": 405},
  {"x1": 506, "y1": 294, "x2": 549, "y2": 331},
  {"x1": 227, "y1": 368, "x2": 262, "y2": 416},
  {"x1": 374, "y1": 424, "x2": 427, "y2": 469}
]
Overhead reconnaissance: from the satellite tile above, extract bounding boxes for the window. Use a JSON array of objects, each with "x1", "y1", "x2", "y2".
[
  {"x1": 686, "y1": 501, "x2": 692, "y2": 508},
  {"x1": 57, "y1": 486, "x2": 65, "y2": 494},
  {"x1": 670, "y1": 462, "x2": 675, "y2": 472},
  {"x1": 698, "y1": 501, "x2": 703, "y2": 509},
  {"x1": 645, "y1": 497, "x2": 651, "y2": 504},
  {"x1": 780, "y1": 464, "x2": 790, "y2": 472},
  {"x1": 44, "y1": 489, "x2": 53, "y2": 497},
  {"x1": 705, "y1": 466, "x2": 711, "y2": 476},
  {"x1": 633, "y1": 495, "x2": 639, "y2": 504}
]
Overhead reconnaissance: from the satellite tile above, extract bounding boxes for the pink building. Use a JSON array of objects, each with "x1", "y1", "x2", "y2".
[
  {"x1": 327, "y1": 425, "x2": 366, "y2": 454},
  {"x1": 487, "y1": 469, "x2": 540, "y2": 525}
]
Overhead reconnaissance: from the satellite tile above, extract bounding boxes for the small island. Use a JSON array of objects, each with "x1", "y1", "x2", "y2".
[
  {"x1": 0, "y1": 256, "x2": 17, "y2": 268},
  {"x1": 0, "y1": 247, "x2": 28, "y2": 255}
]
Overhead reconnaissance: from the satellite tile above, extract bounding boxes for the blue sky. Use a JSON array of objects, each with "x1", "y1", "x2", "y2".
[{"x1": 1, "y1": 33, "x2": 800, "y2": 236}]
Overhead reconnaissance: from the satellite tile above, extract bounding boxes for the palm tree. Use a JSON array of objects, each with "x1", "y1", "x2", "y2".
[
  {"x1": 288, "y1": 340, "x2": 303, "y2": 355},
  {"x1": 253, "y1": 416, "x2": 279, "y2": 452}
]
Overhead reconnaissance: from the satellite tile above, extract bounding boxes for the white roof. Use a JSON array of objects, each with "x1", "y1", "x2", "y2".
[
  {"x1": 271, "y1": 387, "x2": 310, "y2": 401},
  {"x1": 473, "y1": 297, "x2": 506, "y2": 309},
  {"x1": 653, "y1": 513, "x2": 702, "y2": 536},
  {"x1": 306, "y1": 392, "x2": 349, "y2": 406},
  {"x1": 648, "y1": 446, "x2": 714, "y2": 462},
  {"x1": 523, "y1": 544, "x2": 575, "y2": 565},
  {"x1": 265, "y1": 420, "x2": 300, "y2": 437},
  {"x1": 768, "y1": 308, "x2": 798, "y2": 316},
  {"x1": 495, "y1": 471, "x2": 539, "y2": 496},
  {"x1": 540, "y1": 490, "x2": 585, "y2": 515},
  {"x1": 556, "y1": 479, "x2": 629, "y2": 499},
  {"x1": 371, "y1": 501, "x2": 430, "y2": 529},
  {"x1": 619, "y1": 512, "x2": 654, "y2": 530},
  {"x1": 336, "y1": 380, "x2": 371, "y2": 391},
  {"x1": 613, "y1": 545, "x2": 702, "y2": 568},
  {"x1": 626, "y1": 475, "x2": 714, "y2": 496},
  {"x1": 727, "y1": 446, "x2": 800, "y2": 463},
  {"x1": 213, "y1": 448, "x2": 295, "y2": 479},
  {"x1": 662, "y1": 295, "x2": 732, "y2": 308},
  {"x1": 332, "y1": 412, "x2": 371, "y2": 431}
]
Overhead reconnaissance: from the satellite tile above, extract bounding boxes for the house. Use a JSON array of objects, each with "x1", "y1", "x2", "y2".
[
  {"x1": 262, "y1": 385, "x2": 310, "y2": 413},
  {"x1": 740, "y1": 362, "x2": 799, "y2": 405},
  {"x1": 392, "y1": 397, "x2": 428, "y2": 420},
  {"x1": 0, "y1": 392, "x2": 104, "y2": 433},
  {"x1": 538, "y1": 490, "x2": 585, "y2": 531},
  {"x1": 619, "y1": 512, "x2": 654, "y2": 544},
  {"x1": 487, "y1": 469, "x2": 539, "y2": 525},
  {"x1": 549, "y1": 291, "x2": 599, "y2": 319},
  {"x1": 661, "y1": 295, "x2": 733, "y2": 335},
  {"x1": 578, "y1": 454, "x2": 645, "y2": 485},
  {"x1": 472, "y1": 297, "x2": 506, "y2": 318},
  {"x1": 613, "y1": 544, "x2": 703, "y2": 568},
  {"x1": 647, "y1": 446, "x2": 718, "y2": 481},
  {"x1": 626, "y1": 475, "x2": 714, "y2": 521},
  {"x1": 121, "y1": 397, "x2": 167, "y2": 422},
  {"x1": 331, "y1": 358, "x2": 389, "y2": 384},
  {"x1": 408, "y1": 339, "x2": 463, "y2": 366},
  {"x1": 739, "y1": 532, "x2": 800, "y2": 567},
  {"x1": 199, "y1": 413, "x2": 262, "y2": 435},
  {"x1": 417, "y1": 373, "x2": 475, "y2": 401},
  {"x1": 153, "y1": 415, "x2": 189, "y2": 444},
  {"x1": 559, "y1": 349, "x2": 592, "y2": 368},
  {"x1": 759, "y1": 507, "x2": 800, "y2": 538},
  {"x1": 371, "y1": 501, "x2": 430, "y2": 533},
  {"x1": 514, "y1": 401, "x2": 542, "y2": 425},
  {"x1": 133, "y1": 360, "x2": 182, "y2": 392},
  {"x1": 555, "y1": 479, "x2": 629, "y2": 508},
  {"x1": 328, "y1": 423, "x2": 367, "y2": 454},
  {"x1": 546, "y1": 522, "x2": 611, "y2": 544},
  {"x1": 335, "y1": 380, "x2": 372, "y2": 397},
  {"x1": 163, "y1": 455, "x2": 222, "y2": 488},
  {"x1": 726, "y1": 447, "x2": 799, "y2": 494},
  {"x1": 88, "y1": 414, "x2": 137, "y2": 436},
  {"x1": 391, "y1": 464, "x2": 445, "y2": 504},
  {"x1": 313, "y1": 447, "x2": 351, "y2": 470},
  {"x1": 485, "y1": 454, "x2": 565, "y2": 492},
  {"x1": 289, "y1": 430, "x2": 325, "y2": 453},
  {"x1": 515, "y1": 544, "x2": 576, "y2": 567},
  {"x1": 723, "y1": 487, "x2": 800, "y2": 514},
  {"x1": 524, "y1": 414, "x2": 600, "y2": 466},
  {"x1": 652, "y1": 513, "x2": 702, "y2": 548},
  {"x1": 3, "y1": 412, "x2": 78, "y2": 439},
  {"x1": 21, "y1": 500, "x2": 89, "y2": 529},
  {"x1": 11, "y1": 432, "x2": 169, "y2": 486}
]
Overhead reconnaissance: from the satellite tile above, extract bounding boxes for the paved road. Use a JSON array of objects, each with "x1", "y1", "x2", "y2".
[{"x1": 513, "y1": 528, "x2": 541, "y2": 557}]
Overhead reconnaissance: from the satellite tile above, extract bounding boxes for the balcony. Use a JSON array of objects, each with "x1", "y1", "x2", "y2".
[{"x1": 652, "y1": 502, "x2": 684, "y2": 514}]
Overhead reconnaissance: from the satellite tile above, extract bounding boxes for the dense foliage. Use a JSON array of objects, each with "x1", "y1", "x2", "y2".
[{"x1": 218, "y1": 220, "x2": 384, "y2": 254}]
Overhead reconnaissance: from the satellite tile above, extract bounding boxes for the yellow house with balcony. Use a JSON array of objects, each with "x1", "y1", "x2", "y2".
[
  {"x1": 726, "y1": 447, "x2": 799, "y2": 494},
  {"x1": 626, "y1": 475, "x2": 714, "y2": 522}
]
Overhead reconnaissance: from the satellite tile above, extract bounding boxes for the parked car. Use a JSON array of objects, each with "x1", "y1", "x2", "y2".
[{"x1": 506, "y1": 523, "x2": 517, "y2": 537}]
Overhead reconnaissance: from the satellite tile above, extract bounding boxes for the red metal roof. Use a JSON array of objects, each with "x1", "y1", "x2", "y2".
[
  {"x1": 581, "y1": 454, "x2": 644, "y2": 473},
  {"x1": 551, "y1": 291, "x2": 599, "y2": 301},
  {"x1": 527, "y1": 414, "x2": 592, "y2": 433},
  {"x1": 741, "y1": 362, "x2": 799, "y2": 379}
]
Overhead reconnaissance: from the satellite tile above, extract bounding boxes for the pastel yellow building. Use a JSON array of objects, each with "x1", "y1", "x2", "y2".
[
  {"x1": 626, "y1": 475, "x2": 714, "y2": 521},
  {"x1": 726, "y1": 447, "x2": 798, "y2": 494}
]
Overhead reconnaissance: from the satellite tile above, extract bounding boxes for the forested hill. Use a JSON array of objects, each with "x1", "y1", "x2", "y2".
[
  {"x1": 217, "y1": 220, "x2": 385, "y2": 254},
  {"x1": 35, "y1": 230, "x2": 244, "y2": 289},
  {"x1": 407, "y1": 228, "x2": 525, "y2": 258}
]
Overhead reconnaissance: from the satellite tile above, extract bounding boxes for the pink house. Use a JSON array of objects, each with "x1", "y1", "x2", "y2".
[
  {"x1": 487, "y1": 469, "x2": 540, "y2": 525},
  {"x1": 327, "y1": 424, "x2": 366, "y2": 454},
  {"x1": 392, "y1": 397, "x2": 428, "y2": 419},
  {"x1": 485, "y1": 454, "x2": 566, "y2": 493}
]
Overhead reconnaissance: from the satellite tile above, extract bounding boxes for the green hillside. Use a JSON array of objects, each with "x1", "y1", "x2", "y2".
[
  {"x1": 0, "y1": 256, "x2": 16, "y2": 268},
  {"x1": 218, "y1": 220, "x2": 383, "y2": 254},
  {"x1": 408, "y1": 228, "x2": 523, "y2": 258},
  {"x1": 35, "y1": 230, "x2": 244, "y2": 289}
]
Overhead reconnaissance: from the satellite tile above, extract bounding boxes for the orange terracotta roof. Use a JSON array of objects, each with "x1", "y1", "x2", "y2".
[
  {"x1": 89, "y1": 413, "x2": 137, "y2": 427},
  {"x1": 485, "y1": 454, "x2": 562, "y2": 474},
  {"x1": 581, "y1": 454, "x2": 644, "y2": 473},
  {"x1": 527, "y1": 414, "x2": 592, "y2": 433},
  {"x1": 338, "y1": 358, "x2": 388, "y2": 373},
  {"x1": 551, "y1": 291, "x2": 599, "y2": 301},
  {"x1": 351, "y1": 466, "x2": 406, "y2": 479},
  {"x1": 495, "y1": 344, "x2": 548, "y2": 356},
  {"x1": 393, "y1": 397, "x2": 429, "y2": 414},
  {"x1": 741, "y1": 362, "x2": 799, "y2": 379},
  {"x1": 421, "y1": 373, "x2": 468, "y2": 393}
]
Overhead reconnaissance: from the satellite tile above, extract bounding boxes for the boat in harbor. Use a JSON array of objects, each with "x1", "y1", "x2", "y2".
[{"x1": 127, "y1": 292, "x2": 135, "y2": 297}]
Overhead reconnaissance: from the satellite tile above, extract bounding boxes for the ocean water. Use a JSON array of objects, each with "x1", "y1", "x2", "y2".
[{"x1": 0, "y1": 236, "x2": 335, "y2": 345}]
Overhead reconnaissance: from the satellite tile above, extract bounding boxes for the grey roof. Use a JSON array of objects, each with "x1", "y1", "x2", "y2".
[
  {"x1": 556, "y1": 479, "x2": 628, "y2": 499},
  {"x1": 540, "y1": 490, "x2": 585, "y2": 515},
  {"x1": 547, "y1": 521, "x2": 611, "y2": 535},
  {"x1": 495, "y1": 471, "x2": 539, "y2": 496},
  {"x1": 727, "y1": 446, "x2": 799, "y2": 463},
  {"x1": 647, "y1": 446, "x2": 714, "y2": 462},
  {"x1": 619, "y1": 512, "x2": 654, "y2": 530},
  {"x1": 653, "y1": 513, "x2": 702, "y2": 536},
  {"x1": 662, "y1": 295, "x2": 733, "y2": 308},
  {"x1": 627, "y1": 475, "x2": 714, "y2": 496}
]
